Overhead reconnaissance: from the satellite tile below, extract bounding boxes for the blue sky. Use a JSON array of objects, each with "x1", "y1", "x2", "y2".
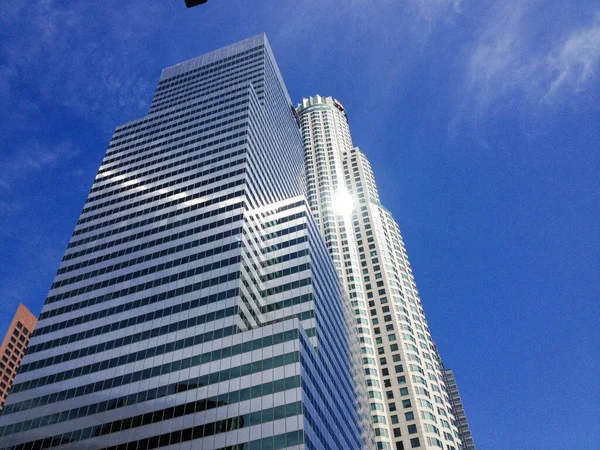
[{"x1": 1, "y1": 1, "x2": 599, "y2": 448}]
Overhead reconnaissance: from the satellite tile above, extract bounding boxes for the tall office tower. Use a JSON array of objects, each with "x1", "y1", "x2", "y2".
[
  {"x1": 0, "y1": 35, "x2": 373, "y2": 450},
  {"x1": 0, "y1": 304, "x2": 36, "y2": 410},
  {"x1": 297, "y1": 95, "x2": 464, "y2": 450},
  {"x1": 443, "y1": 370, "x2": 475, "y2": 450}
]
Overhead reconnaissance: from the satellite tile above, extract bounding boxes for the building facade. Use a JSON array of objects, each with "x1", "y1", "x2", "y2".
[
  {"x1": 0, "y1": 35, "x2": 373, "y2": 449},
  {"x1": 0, "y1": 304, "x2": 36, "y2": 410},
  {"x1": 443, "y1": 370, "x2": 475, "y2": 450},
  {"x1": 297, "y1": 96, "x2": 465, "y2": 450}
]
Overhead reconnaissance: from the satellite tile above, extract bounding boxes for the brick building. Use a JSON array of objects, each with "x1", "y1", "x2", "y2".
[{"x1": 0, "y1": 304, "x2": 36, "y2": 409}]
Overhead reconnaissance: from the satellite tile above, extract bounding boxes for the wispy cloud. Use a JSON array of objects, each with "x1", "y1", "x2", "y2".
[
  {"x1": 0, "y1": 0, "x2": 166, "y2": 127},
  {"x1": 410, "y1": 0, "x2": 463, "y2": 23},
  {"x1": 458, "y1": 2, "x2": 600, "y2": 122},
  {"x1": 0, "y1": 140, "x2": 79, "y2": 192},
  {"x1": 546, "y1": 13, "x2": 600, "y2": 97}
]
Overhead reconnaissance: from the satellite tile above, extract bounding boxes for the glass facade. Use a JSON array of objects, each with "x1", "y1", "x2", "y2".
[{"x1": 0, "y1": 35, "x2": 373, "y2": 449}]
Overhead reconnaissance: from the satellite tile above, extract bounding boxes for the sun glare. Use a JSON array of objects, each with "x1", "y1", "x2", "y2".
[{"x1": 332, "y1": 190, "x2": 354, "y2": 217}]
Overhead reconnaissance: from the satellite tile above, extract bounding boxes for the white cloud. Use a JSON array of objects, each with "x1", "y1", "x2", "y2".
[
  {"x1": 460, "y1": 3, "x2": 600, "y2": 120},
  {"x1": 462, "y1": 2, "x2": 534, "y2": 109},
  {"x1": 546, "y1": 14, "x2": 600, "y2": 97}
]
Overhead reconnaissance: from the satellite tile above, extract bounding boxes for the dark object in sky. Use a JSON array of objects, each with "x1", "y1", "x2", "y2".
[{"x1": 185, "y1": 0, "x2": 207, "y2": 7}]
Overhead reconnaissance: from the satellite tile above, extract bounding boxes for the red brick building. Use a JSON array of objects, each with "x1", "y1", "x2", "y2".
[{"x1": 0, "y1": 304, "x2": 36, "y2": 409}]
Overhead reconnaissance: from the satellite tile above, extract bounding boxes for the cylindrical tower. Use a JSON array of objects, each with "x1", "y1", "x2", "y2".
[{"x1": 297, "y1": 95, "x2": 465, "y2": 450}]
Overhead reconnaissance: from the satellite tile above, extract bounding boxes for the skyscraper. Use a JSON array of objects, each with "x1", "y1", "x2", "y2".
[
  {"x1": 297, "y1": 95, "x2": 465, "y2": 450},
  {"x1": 0, "y1": 35, "x2": 373, "y2": 450},
  {"x1": 443, "y1": 369, "x2": 476, "y2": 450},
  {"x1": 0, "y1": 304, "x2": 36, "y2": 410}
]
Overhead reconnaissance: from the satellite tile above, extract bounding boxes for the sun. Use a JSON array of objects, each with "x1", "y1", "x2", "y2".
[{"x1": 332, "y1": 190, "x2": 354, "y2": 217}]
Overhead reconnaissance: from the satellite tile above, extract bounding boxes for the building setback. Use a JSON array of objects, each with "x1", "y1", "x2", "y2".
[
  {"x1": 297, "y1": 95, "x2": 465, "y2": 450},
  {"x1": 0, "y1": 35, "x2": 374, "y2": 449},
  {"x1": 0, "y1": 304, "x2": 36, "y2": 410}
]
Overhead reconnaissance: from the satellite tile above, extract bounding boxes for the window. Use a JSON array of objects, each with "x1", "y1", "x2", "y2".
[
  {"x1": 410, "y1": 437, "x2": 421, "y2": 448},
  {"x1": 408, "y1": 424, "x2": 417, "y2": 434}
]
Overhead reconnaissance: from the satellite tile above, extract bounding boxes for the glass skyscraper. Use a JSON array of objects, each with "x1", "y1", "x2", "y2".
[
  {"x1": 0, "y1": 35, "x2": 374, "y2": 450},
  {"x1": 297, "y1": 95, "x2": 466, "y2": 450}
]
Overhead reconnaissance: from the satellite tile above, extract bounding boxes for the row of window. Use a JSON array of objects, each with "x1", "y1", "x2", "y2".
[
  {"x1": 262, "y1": 246, "x2": 309, "y2": 271},
  {"x1": 103, "y1": 108, "x2": 249, "y2": 174},
  {"x1": 48, "y1": 252, "x2": 239, "y2": 309},
  {"x1": 15, "y1": 287, "x2": 239, "y2": 394},
  {"x1": 109, "y1": 95, "x2": 248, "y2": 151},
  {"x1": 154, "y1": 46, "x2": 263, "y2": 89},
  {"x1": 32, "y1": 283, "x2": 236, "y2": 354},
  {"x1": 149, "y1": 55, "x2": 262, "y2": 107},
  {"x1": 55, "y1": 231, "x2": 240, "y2": 289},
  {"x1": 9, "y1": 397, "x2": 302, "y2": 449},
  {"x1": 76, "y1": 169, "x2": 244, "y2": 232},
  {"x1": 98, "y1": 131, "x2": 247, "y2": 193},
  {"x1": 84, "y1": 152, "x2": 246, "y2": 216},
  {"x1": 152, "y1": 79, "x2": 262, "y2": 118},
  {"x1": 41, "y1": 242, "x2": 307, "y2": 358},
  {"x1": 57, "y1": 222, "x2": 241, "y2": 278},
  {"x1": 148, "y1": 61, "x2": 261, "y2": 117},
  {"x1": 108, "y1": 96, "x2": 249, "y2": 162},
  {"x1": 150, "y1": 68, "x2": 261, "y2": 114},
  {"x1": 61, "y1": 207, "x2": 243, "y2": 267},
  {"x1": 56, "y1": 222, "x2": 303, "y2": 310},
  {"x1": 88, "y1": 145, "x2": 245, "y2": 206},
  {"x1": 3, "y1": 370, "x2": 299, "y2": 439},
  {"x1": 96, "y1": 119, "x2": 247, "y2": 184},
  {"x1": 67, "y1": 191, "x2": 244, "y2": 253},
  {"x1": 261, "y1": 262, "x2": 309, "y2": 283},
  {"x1": 44, "y1": 229, "x2": 242, "y2": 327},
  {"x1": 4, "y1": 331, "x2": 301, "y2": 417},
  {"x1": 21, "y1": 302, "x2": 238, "y2": 375}
]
